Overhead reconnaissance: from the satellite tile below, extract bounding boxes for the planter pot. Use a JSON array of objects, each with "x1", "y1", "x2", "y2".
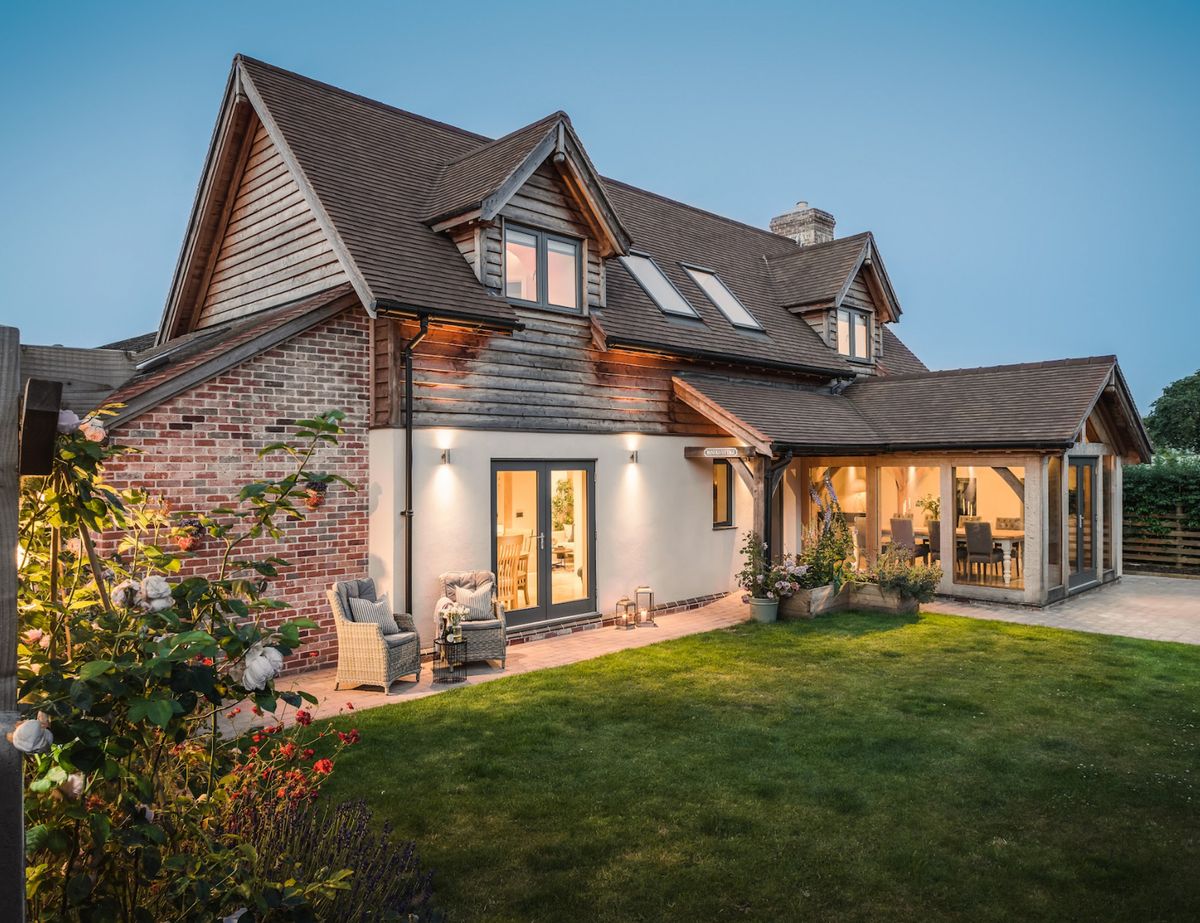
[
  {"x1": 779, "y1": 584, "x2": 849, "y2": 620},
  {"x1": 748, "y1": 598, "x2": 779, "y2": 623},
  {"x1": 847, "y1": 583, "x2": 919, "y2": 616}
]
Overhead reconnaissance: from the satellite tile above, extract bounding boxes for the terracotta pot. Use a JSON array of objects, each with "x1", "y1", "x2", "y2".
[{"x1": 748, "y1": 598, "x2": 779, "y2": 623}]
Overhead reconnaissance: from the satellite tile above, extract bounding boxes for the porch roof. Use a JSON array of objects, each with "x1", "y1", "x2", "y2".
[{"x1": 673, "y1": 355, "x2": 1152, "y2": 460}]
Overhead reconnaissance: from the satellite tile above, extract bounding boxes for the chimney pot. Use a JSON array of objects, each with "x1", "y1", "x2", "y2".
[{"x1": 770, "y1": 201, "x2": 836, "y2": 246}]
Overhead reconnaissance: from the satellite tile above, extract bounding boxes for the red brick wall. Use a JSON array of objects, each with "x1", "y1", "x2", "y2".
[{"x1": 104, "y1": 308, "x2": 371, "y2": 673}]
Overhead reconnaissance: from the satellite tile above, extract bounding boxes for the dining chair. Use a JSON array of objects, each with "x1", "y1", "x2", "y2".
[
  {"x1": 496, "y1": 533, "x2": 524, "y2": 610},
  {"x1": 994, "y1": 518, "x2": 1023, "y2": 576},
  {"x1": 890, "y1": 517, "x2": 931, "y2": 563},
  {"x1": 965, "y1": 521, "x2": 1004, "y2": 580}
]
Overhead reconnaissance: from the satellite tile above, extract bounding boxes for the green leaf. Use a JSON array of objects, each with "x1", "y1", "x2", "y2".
[
  {"x1": 145, "y1": 699, "x2": 175, "y2": 728},
  {"x1": 80, "y1": 659, "x2": 115, "y2": 680}
]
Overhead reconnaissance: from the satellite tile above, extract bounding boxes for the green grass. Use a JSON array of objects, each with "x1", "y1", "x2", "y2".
[{"x1": 323, "y1": 613, "x2": 1200, "y2": 921}]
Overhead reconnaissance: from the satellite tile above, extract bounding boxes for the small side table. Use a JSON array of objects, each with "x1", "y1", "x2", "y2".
[{"x1": 433, "y1": 637, "x2": 468, "y2": 684}]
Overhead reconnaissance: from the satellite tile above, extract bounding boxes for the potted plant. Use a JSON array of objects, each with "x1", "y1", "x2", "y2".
[
  {"x1": 915, "y1": 494, "x2": 940, "y2": 529},
  {"x1": 848, "y1": 543, "x2": 944, "y2": 614},
  {"x1": 442, "y1": 603, "x2": 469, "y2": 641},
  {"x1": 737, "y1": 532, "x2": 807, "y2": 623}
]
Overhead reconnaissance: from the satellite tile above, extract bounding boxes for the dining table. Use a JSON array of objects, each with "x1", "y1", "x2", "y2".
[{"x1": 881, "y1": 526, "x2": 1025, "y2": 587}]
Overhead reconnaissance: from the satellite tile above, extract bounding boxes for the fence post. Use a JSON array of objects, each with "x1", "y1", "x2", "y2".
[{"x1": 0, "y1": 325, "x2": 24, "y2": 921}]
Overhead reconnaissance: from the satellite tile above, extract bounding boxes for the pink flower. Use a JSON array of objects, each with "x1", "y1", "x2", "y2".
[
  {"x1": 23, "y1": 628, "x2": 50, "y2": 650},
  {"x1": 80, "y1": 421, "x2": 106, "y2": 443}
]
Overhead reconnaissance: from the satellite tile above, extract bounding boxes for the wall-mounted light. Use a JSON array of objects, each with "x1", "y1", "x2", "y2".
[
  {"x1": 440, "y1": 449, "x2": 451, "y2": 465},
  {"x1": 629, "y1": 450, "x2": 639, "y2": 464}
]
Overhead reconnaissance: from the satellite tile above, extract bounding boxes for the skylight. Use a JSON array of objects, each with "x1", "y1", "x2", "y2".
[
  {"x1": 684, "y1": 267, "x2": 761, "y2": 329},
  {"x1": 619, "y1": 254, "x2": 698, "y2": 318}
]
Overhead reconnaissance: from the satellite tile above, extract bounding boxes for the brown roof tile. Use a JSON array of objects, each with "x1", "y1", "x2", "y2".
[{"x1": 765, "y1": 234, "x2": 871, "y2": 308}]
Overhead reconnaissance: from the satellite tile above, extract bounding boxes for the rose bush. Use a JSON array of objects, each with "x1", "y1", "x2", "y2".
[{"x1": 15, "y1": 408, "x2": 431, "y2": 921}]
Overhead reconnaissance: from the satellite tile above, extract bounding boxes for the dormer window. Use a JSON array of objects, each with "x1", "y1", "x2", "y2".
[
  {"x1": 837, "y1": 308, "x2": 871, "y2": 361},
  {"x1": 504, "y1": 223, "x2": 580, "y2": 310}
]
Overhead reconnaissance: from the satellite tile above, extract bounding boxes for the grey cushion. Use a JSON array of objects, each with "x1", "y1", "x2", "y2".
[
  {"x1": 439, "y1": 570, "x2": 496, "y2": 600},
  {"x1": 382, "y1": 631, "x2": 418, "y2": 648},
  {"x1": 348, "y1": 595, "x2": 399, "y2": 634},
  {"x1": 332, "y1": 578, "x2": 377, "y2": 622},
  {"x1": 455, "y1": 585, "x2": 493, "y2": 620},
  {"x1": 459, "y1": 618, "x2": 502, "y2": 632}
]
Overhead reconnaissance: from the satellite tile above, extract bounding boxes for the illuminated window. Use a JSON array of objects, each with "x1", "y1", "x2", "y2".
[
  {"x1": 713, "y1": 460, "x2": 734, "y2": 527},
  {"x1": 684, "y1": 267, "x2": 761, "y2": 329},
  {"x1": 837, "y1": 308, "x2": 870, "y2": 360},
  {"x1": 619, "y1": 253, "x2": 699, "y2": 318},
  {"x1": 504, "y1": 224, "x2": 579, "y2": 310}
]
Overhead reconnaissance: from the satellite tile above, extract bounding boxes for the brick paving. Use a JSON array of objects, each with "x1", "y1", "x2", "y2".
[{"x1": 933, "y1": 574, "x2": 1200, "y2": 645}]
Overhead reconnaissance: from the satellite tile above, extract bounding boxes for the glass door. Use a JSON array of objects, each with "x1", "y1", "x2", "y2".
[
  {"x1": 1067, "y1": 458, "x2": 1097, "y2": 588},
  {"x1": 492, "y1": 461, "x2": 595, "y2": 627}
]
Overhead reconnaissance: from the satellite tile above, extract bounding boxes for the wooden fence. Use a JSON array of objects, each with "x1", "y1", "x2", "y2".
[{"x1": 1124, "y1": 506, "x2": 1200, "y2": 574}]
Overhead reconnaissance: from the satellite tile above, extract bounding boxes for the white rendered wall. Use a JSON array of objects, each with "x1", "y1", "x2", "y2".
[{"x1": 370, "y1": 428, "x2": 753, "y2": 645}]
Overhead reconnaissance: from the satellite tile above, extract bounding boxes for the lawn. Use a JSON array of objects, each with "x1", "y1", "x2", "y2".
[{"x1": 323, "y1": 613, "x2": 1200, "y2": 921}]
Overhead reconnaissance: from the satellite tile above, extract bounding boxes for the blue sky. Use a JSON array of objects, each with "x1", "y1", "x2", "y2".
[{"x1": 1, "y1": 0, "x2": 1196, "y2": 409}]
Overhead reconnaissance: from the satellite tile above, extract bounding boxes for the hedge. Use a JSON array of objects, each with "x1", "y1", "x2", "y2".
[{"x1": 1123, "y1": 452, "x2": 1200, "y2": 535}]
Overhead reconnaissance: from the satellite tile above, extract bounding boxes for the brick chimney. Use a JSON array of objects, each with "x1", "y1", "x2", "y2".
[{"x1": 769, "y1": 201, "x2": 836, "y2": 246}]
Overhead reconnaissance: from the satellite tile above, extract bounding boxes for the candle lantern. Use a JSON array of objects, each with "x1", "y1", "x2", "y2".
[
  {"x1": 635, "y1": 585, "x2": 656, "y2": 627},
  {"x1": 614, "y1": 596, "x2": 637, "y2": 630}
]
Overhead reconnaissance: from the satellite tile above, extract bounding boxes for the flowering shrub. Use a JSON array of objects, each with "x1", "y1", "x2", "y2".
[
  {"x1": 869, "y1": 543, "x2": 944, "y2": 602},
  {"x1": 14, "y1": 408, "x2": 425, "y2": 920},
  {"x1": 737, "y1": 532, "x2": 807, "y2": 600},
  {"x1": 798, "y1": 476, "x2": 857, "y2": 589}
]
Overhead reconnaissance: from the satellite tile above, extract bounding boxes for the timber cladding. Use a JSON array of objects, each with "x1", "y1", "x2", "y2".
[
  {"x1": 193, "y1": 119, "x2": 349, "y2": 330},
  {"x1": 104, "y1": 309, "x2": 371, "y2": 673},
  {"x1": 370, "y1": 309, "x2": 827, "y2": 434}
]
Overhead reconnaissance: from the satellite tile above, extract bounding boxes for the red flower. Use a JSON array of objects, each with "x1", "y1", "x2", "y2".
[
  {"x1": 199, "y1": 657, "x2": 214, "y2": 666},
  {"x1": 312, "y1": 758, "x2": 334, "y2": 775},
  {"x1": 302, "y1": 748, "x2": 314, "y2": 759},
  {"x1": 252, "y1": 733, "x2": 262, "y2": 744},
  {"x1": 227, "y1": 707, "x2": 241, "y2": 718},
  {"x1": 295, "y1": 710, "x2": 312, "y2": 727},
  {"x1": 280, "y1": 742, "x2": 297, "y2": 760},
  {"x1": 345, "y1": 702, "x2": 354, "y2": 710}
]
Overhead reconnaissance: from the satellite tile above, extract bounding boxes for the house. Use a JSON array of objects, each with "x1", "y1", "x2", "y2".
[{"x1": 43, "y1": 56, "x2": 1149, "y2": 667}]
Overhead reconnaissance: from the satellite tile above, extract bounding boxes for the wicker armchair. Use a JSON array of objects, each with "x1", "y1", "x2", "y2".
[
  {"x1": 327, "y1": 578, "x2": 421, "y2": 692},
  {"x1": 436, "y1": 570, "x2": 507, "y2": 668}
]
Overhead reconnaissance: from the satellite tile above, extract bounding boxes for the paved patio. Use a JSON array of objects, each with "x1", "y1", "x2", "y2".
[
  {"x1": 251, "y1": 596, "x2": 750, "y2": 728},
  {"x1": 933, "y1": 574, "x2": 1200, "y2": 645}
]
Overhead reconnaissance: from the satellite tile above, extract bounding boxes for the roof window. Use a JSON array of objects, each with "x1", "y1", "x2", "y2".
[
  {"x1": 619, "y1": 254, "x2": 698, "y2": 318},
  {"x1": 683, "y1": 267, "x2": 761, "y2": 329}
]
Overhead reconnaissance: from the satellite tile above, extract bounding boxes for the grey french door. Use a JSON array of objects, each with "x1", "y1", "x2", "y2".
[
  {"x1": 1067, "y1": 458, "x2": 1098, "y2": 588},
  {"x1": 491, "y1": 461, "x2": 596, "y2": 627}
]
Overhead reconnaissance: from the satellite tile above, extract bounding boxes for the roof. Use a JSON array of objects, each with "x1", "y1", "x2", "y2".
[
  {"x1": 766, "y1": 234, "x2": 870, "y2": 308},
  {"x1": 425, "y1": 112, "x2": 561, "y2": 222},
  {"x1": 99, "y1": 331, "x2": 157, "y2": 352},
  {"x1": 879, "y1": 328, "x2": 927, "y2": 376},
  {"x1": 110, "y1": 285, "x2": 357, "y2": 425},
  {"x1": 673, "y1": 356, "x2": 1152, "y2": 460},
  {"x1": 163, "y1": 56, "x2": 912, "y2": 377}
]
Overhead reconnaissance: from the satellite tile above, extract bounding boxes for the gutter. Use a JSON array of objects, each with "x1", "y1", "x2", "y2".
[
  {"x1": 399, "y1": 316, "x2": 429, "y2": 615},
  {"x1": 607, "y1": 336, "x2": 851, "y2": 380},
  {"x1": 374, "y1": 299, "x2": 525, "y2": 333},
  {"x1": 768, "y1": 439, "x2": 1077, "y2": 455}
]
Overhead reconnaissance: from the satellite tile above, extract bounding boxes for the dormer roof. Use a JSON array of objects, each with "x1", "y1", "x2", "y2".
[
  {"x1": 765, "y1": 232, "x2": 901, "y2": 321},
  {"x1": 425, "y1": 112, "x2": 632, "y2": 257}
]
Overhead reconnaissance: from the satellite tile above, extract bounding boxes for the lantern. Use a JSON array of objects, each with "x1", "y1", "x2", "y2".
[
  {"x1": 614, "y1": 596, "x2": 637, "y2": 630},
  {"x1": 635, "y1": 585, "x2": 656, "y2": 627}
]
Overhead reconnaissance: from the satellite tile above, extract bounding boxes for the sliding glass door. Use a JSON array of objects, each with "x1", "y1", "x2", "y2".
[{"x1": 492, "y1": 461, "x2": 595, "y2": 627}]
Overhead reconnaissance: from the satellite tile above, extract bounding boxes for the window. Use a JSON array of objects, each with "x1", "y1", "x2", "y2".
[
  {"x1": 712, "y1": 460, "x2": 734, "y2": 527},
  {"x1": 684, "y1": 267, "x2": 762, "y2": 329},
  {"x1": 619, "y1": 254, "x2": 699, "y2": 318},
  {"x1": 504, "y1": 224, "x2": 580, "y2": 310},
  {"x1": 837, "y1": 308, "x2": 870, "y2": 360}
]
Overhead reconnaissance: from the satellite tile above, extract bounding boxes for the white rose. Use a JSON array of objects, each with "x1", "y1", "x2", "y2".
[
  {"x1": 136, "y1": 575, "x2": 174, "y2": 612},
  {"x1": 56, "y1": 410, "x2": 80, "y2": 434},
  {"x1": 240, "y1": 643, "x2": 284, "y2": 691},
  {"x1": 111, "y1": 579, "x2": 141, "y2": 609},
  {"x1": 58, "y1": 772, "x2": 85, "y2": 800},
  {"x1": 11, "y1": 713, "x2": 53, "y2": 754}
]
